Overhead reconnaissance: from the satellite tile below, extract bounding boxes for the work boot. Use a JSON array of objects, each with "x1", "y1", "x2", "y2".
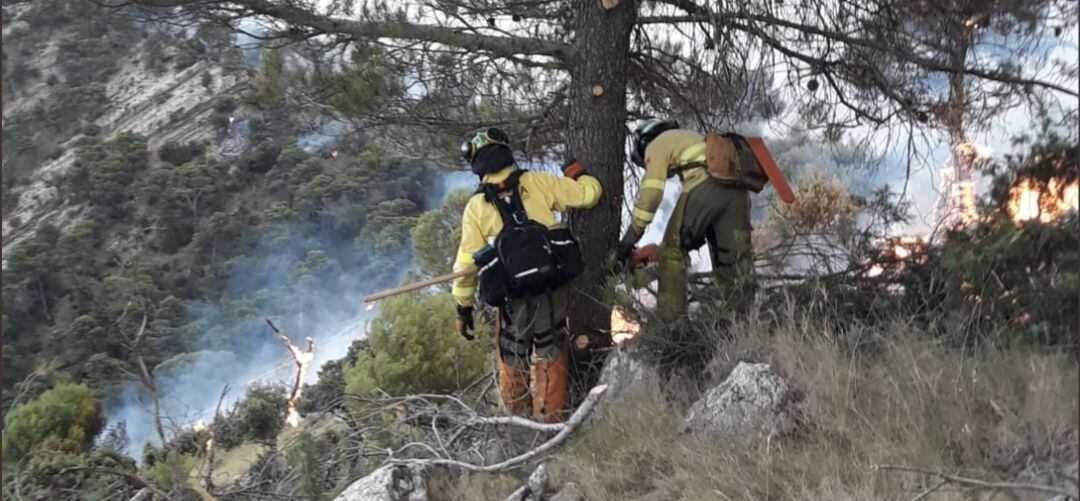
[
  {"x1": 497, "y1": 357, "x2": 531, "y2": 416},
  {"x1": 530, "y1": 348, "x2": 569, "y2": 423}
]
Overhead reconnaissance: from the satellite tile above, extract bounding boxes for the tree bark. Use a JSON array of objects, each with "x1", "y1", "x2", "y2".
[{"x1": 566, "y1": 0, "x2": 637, "y2": 342}]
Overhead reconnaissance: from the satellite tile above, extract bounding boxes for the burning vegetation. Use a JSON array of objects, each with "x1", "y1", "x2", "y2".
[
  {"x1": 1007, "y1": 177, "x2": 1079, "y2": 224},
  {"x1": 937, "y1": 142, "x2": 990, "y2": 228},
  {"x1": 265, "y1": 319, "x2": 315, "y2": 428},
  {"x1": 610, "y1": 306, "x2": 640, "y2": 346}
]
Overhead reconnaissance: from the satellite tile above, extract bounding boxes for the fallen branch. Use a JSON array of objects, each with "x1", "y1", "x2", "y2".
[
  {"x1": 187, "y1": 481, "x2": 218, "y2": 501},
  {"x1": 872, "y1": 464, "x2": 1078, "y2": 499},
  {"x1": 58, "y1": 467, "x2": 168, "y2": 500},
  {"x1": 464, "y1": 415, "x2": 564, "y2": 433},
  {"x1": 390, "y1": 384, "x2": 608, "y2": 473}
]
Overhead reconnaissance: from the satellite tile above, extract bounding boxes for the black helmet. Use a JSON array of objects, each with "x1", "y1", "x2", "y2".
[
  {"x1": 631, "y1": 119, "x2": 679, "y2": 167},
  {"x1": 461, "y1": 127, "x2": 514, "y2": 177},
  {"x1": 460, "y1": 127, "x2": 510, "y2": 163}
]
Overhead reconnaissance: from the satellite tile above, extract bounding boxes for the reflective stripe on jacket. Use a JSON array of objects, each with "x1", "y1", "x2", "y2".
[
  {"x1": 631, "y1": 129, "x2": 709, "y2": 234},
  {"x1": 452, "y1": 166, "x2": 602, "y2": 306}
]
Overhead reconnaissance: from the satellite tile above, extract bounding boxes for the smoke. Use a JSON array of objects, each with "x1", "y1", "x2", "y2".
[
  {"x1": 102, "y1": 288, "x2": 378, "y2": 458},
  {"x1": 233, "y1": 20, "x2": 267, "y2": 68},
  {"x1": 427, "y1": 170, "x2": 476, "y2": 208},
  {"x1": 102, "y1": 167, "x2": 446, "y2": 459},
  {"x1": 296, "y1": 120, "x2": 346, "y2": 155}
]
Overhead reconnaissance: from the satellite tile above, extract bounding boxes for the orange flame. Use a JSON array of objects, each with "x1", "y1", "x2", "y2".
[
  {"x1": 610, "y1": 306, "x2": 640, "y2": 345},
  {"x1": 286, "y1": 407, "x2": 302, "y2": 427},
  {"x1": 938, "y1": 142, "x2": 987, "y2": 227},
  {"x1": 1007, "y1": 178, "x2": 1079, "y2": 223},
  {"x1": 331, "y1": 149, "x2": 339, "y2": 159},
  {"x1": 866, "y1": 264, "x2": 885, "y2": 278}
]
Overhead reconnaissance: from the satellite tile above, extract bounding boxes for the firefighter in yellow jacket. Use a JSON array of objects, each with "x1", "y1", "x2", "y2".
[
  {"x1": 617, "y1": 120, "x2": 752, "y2": 319},
  {"x1": 451, "y1": 128, "x2": 601, "y2": 423}
]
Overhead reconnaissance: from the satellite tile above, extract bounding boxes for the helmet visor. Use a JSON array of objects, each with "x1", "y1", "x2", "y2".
[{"x1": 460, "y1": 139, "x2": 475, "y2": 162}]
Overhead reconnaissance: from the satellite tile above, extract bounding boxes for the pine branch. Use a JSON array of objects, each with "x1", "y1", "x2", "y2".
[{"x1": 121, "y1": 0, "x2": 571, "y2": 60}]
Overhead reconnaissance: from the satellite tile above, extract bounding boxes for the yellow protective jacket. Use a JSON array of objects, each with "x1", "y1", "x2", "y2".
[
  {"x1": 452, "y1": 166, "x2": 602, "y2": 307},
  {"x1": 630, "y1": 129, "x2": 710, "y2": 234}
]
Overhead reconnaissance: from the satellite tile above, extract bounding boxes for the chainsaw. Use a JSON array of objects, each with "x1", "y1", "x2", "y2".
[{"x1": 629, "y1": 244, "x2": 660, "y2": 269}]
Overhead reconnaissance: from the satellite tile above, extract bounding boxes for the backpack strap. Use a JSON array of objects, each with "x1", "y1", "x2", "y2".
[{"x1": 480, "y1": 169, "x2": 528, "y2": 227}]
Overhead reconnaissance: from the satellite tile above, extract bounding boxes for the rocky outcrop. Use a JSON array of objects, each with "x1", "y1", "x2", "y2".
[
  {"x1": 684, "y1": 362, "x2": 798, "y2": 444},
  {"x1": 592, "y1": 347, "x2": 663, "y2": 420},
  {"x1": 2, "y1": 37, "x2": 247, "y2": 257},
  {"x1": 333, "y1": 464, "x2": 434, "y2": 501}
]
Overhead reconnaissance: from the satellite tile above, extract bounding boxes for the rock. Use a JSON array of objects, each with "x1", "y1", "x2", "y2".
[
  {"x1": 525, "y1": 464, "x2": 550, "y2": 499},
  {"x1": 548, "y1": 482, "x2": 581, "y2": 501},
  {"x1": 501, "y1": 464, "x2": 551, "y2": 501},
  {"x1": 684, "y1": 362, "x2": 797, "y2": 444},
  {"x1": 592, "y1": 347, "x2": 663, "y2": 419},
  {"x1": 333, "y1": 464, "x2": 433, "y2": 501}
]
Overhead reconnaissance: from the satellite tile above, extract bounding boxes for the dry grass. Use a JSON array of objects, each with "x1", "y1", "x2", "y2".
[
  {"x1": 550, "y1": 306, "x2": 1078, "y2": 500},
  {"x1": 443, "y1": 299, "x2": 1077, "y2": 500}
]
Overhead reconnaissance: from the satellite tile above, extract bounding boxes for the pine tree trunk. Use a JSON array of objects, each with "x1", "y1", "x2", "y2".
[{"x1": 566, "y1": 0, "x2": 637, "y2": 342}]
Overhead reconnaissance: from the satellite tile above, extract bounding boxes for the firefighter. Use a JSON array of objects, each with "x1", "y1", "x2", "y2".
[
  {"x1": 452, "y1": 128, "x2": 601, "y2": 423},
  {"x1": 617, "y1": 120, "x2": 753, "y2": 320}
]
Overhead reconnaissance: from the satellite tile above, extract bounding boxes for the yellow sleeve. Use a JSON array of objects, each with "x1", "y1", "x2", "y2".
[
  {"x1": 451, "y1": 197, "x2": 484, "y2": 307},
  {"x1": 631, "y1": 143, "x2": 669, "y2": 234},
  {"x1": 531, "y1": 172, "x2": 602, "y2": 212}
]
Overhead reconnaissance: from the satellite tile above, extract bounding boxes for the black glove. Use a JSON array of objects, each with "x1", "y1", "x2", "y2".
[
  {"x1": 455, "y1": 305, "x2": 475, "y2": 341},
  {"x1": 616, "y1": 229, "x2": 642, "y2": 267}
]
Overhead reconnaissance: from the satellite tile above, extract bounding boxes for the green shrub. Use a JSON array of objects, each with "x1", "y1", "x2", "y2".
[
  {"x1": 68, "y1": 133, "x2": 148, "y2": 217},
  {"x1": 410, "y1": 189, "x2": 470, "y2": 278},
  {"x1": 344, "y1": 293, "x2": 489, "y2": 397},
  {"x1": 158, "y1": 141, "x2": 205, "y2": 165},
  {"x1": 298, "y1": 339, "x2": 369, "y2": 413},
  {"x1": 56, "y1": 31, "x2": 118, "y2": 85},
  {"x1": 173, "y1": 38, "x2": 206, "y2": 70},
  {"x1": 2, "y1": 383, "x2": 104, "y2": 461},
  {"x1": 214, "y1": 383, "x2": 289, "y2": 448},
  {"x1": 240, "y1": 141, "x2": 281, "y2": 173},
  {"x1": 9, "y1": 448, "x2": 139, "y2": 500},
  {"x1": 40, "y1": 83, "x2": 107, "y2": 131}
]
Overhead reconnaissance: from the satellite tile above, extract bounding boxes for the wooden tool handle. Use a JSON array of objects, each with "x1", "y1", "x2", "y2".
[{"x1": 362, "y1": 269, "x2": 473, "y2": 304}]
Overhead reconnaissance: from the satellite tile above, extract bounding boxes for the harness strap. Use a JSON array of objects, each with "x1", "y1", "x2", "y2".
[
  {"x1": 670, "y1": 161, "x2": 707, "y2": 180},
  {"x1": 480, "y1": 169, "x2": 528, "y2": 227}
]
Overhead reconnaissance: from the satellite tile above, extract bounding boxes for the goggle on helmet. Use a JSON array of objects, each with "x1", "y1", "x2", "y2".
[{"x1": 460, "y1": 128, "x2": 510, "y2": 163}]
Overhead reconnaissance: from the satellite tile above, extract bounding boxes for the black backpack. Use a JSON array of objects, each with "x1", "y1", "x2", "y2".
[{"x1": 473, "y1": 170, "x2": 584, "y2": 307}]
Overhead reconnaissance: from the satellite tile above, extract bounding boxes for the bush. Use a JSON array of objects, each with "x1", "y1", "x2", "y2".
[
  {"x1": 56, "y1": 31, "x2": 118, "y2": 85},
  {"x1": 9, "y1": 449, "x2": 140, "y2": 500},
  {"x1": 298, "y1": 339, "x2": 369, "y2": 413},
  {"x1": 158, "y1": 141, "x2": 205, "y2": 165},
  {"x1": 173, "y1": 38, "x2": 206, "y2": 70},
  {"x1": 68, "y1": 133, "x2": 148, "y2": 217},
  {"x1": 344, "y1": 293, "x2": 489, "y2": 397},
  {"x1": 2, "y1": 383, "x2": 104, "y2": 461},
  {"x1": 214, "y1": 383, "x2": 289, "y2": 448},
  {"x1": 410, "y1": 189, "x2": 470, "y2": 277},
  {"x1": 240, "y1": 141, "x2": 281, "y2": 173},
  {"x1": 78, "y1": 123, "x2": 101, "y2": 137},
  {"x1": 40, "y1": 83, "x2": 108, "y2": 131}
]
